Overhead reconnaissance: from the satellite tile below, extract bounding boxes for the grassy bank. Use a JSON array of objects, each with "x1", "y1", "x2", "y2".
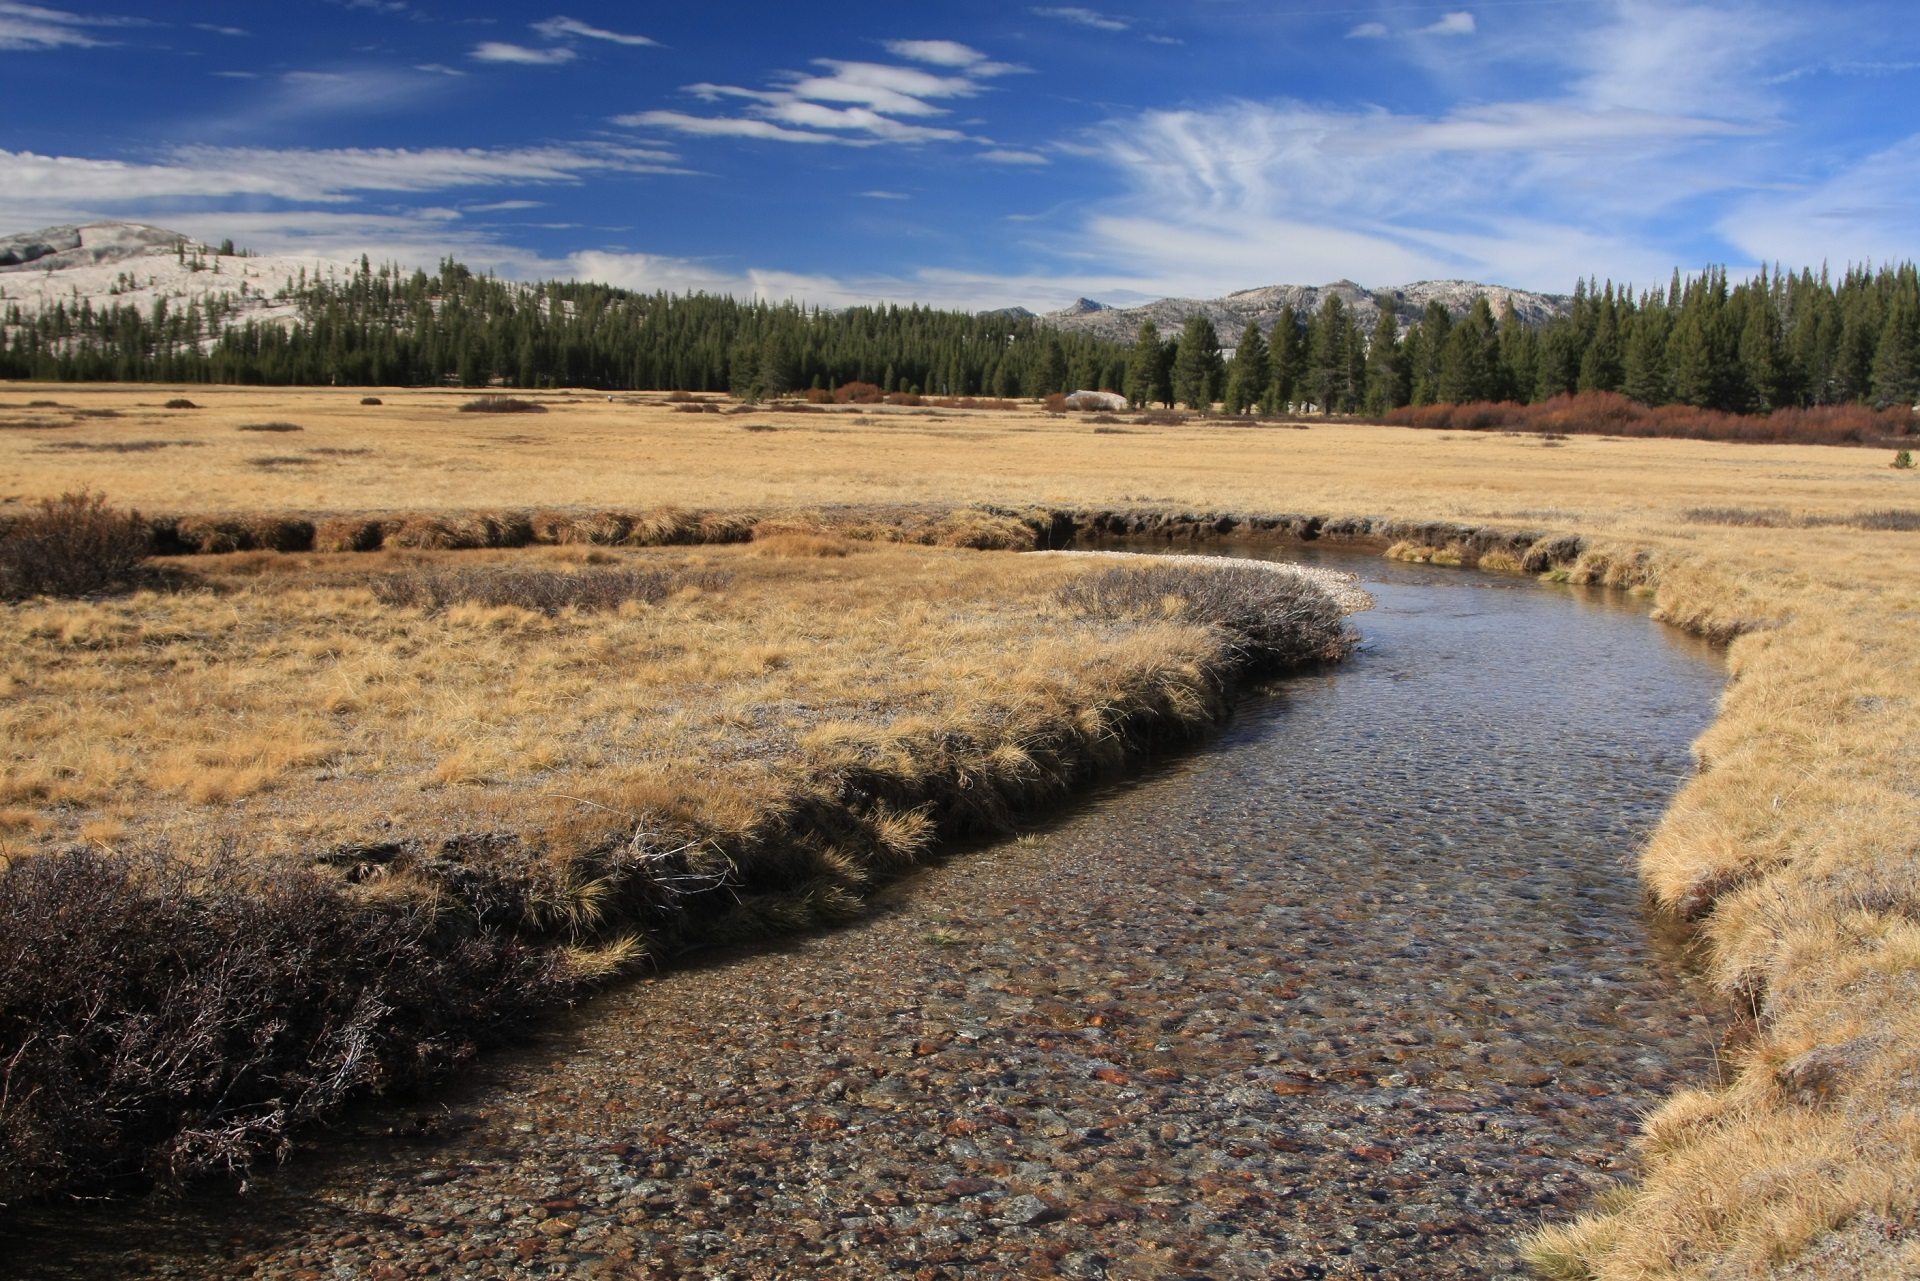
[
  {"x1": 0, "y1": 538, "x2": 1359, "y2": 1203},
  {"x1": 6, "y1": 383, "x2": 1920, "y2": 1275}
]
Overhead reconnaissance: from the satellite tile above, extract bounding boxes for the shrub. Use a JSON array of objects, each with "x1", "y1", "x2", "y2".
[
  {"x1": 1896, "y1": 449, "x2": 1915, "y2": 469},
  {"x1": 0, "y1": 848, "x2": 562, "y2": 1201},
  {"x1": 831, "y1": 382, "x2": 885, "y2": 405},
  {"x1": 370, "y1": 565, "x2": 726, "y2": 615},
  {"x1": 803, "y1": 387, "x2": 833, "y2": 404},
  {"x1": 162, "y1": 398, "x2": 199, "y2": 410},
  {"x1": 0, "y1": 489, "x2": 153, "y2": 599},
  {"x1": 238, "y1": 421, "x2": 303, "y2": 433},
  {"x1": 458, "y1": 396, "x2": 546, "y2": 415},
  {"x1": 1134, "y1": 409, "x2": 1190, "y2": 426},
  {"x1": 1383, "y1": 392, "x2": 1916, "y2": 448},
  {"x1": 360, "y1": 396, "x2": 383, "y2": 407},
  {"x1": 1058, "y1": 562, "x2": 1355, "y2": 670}
]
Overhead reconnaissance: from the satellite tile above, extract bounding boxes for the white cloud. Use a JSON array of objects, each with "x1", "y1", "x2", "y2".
[
  {"x1": 1346, "y1": 22, "x2": 1389, "y2": 39},
  {"x1": 471, "y1": 41, "x2": 576, "y2": 65},
  {"x1": 0, "y1": 0, "x2": 115, "y2": 51},
  {"x1": 414, "y1": 62, "x2": 464, "y2": 76},
  {"x1": 1032, "y1": 8, "x2": 1130, "y2": 33},
  {"x1": 531, "y1": 15, "x2": 655, "y2": 47},
  {"x1": 1421, "y1": 11, "x2": 1476, "y2": 36},
  {"x1": 467, "y1": 199, "x2": 546, "y2": 211},
  {"x1": 980, "y1": 148, "x2": 1049, "y2": 165},
  {"x1": 0, "y1": 143, "x2": 682, "y2": 225},
  {"x1": 1719, "y1": 131, "x2": 1920, "y2": 269},
  {"x1": 861, "y1": 190, "x2": 910, "y2": 199},
  {"x1": 627, "y1": 48, "x2": 1021, "y2": 148},
  {"x1": 885, "y1": 39, "x2": 987, "y2": 67},
  {"x1": 614, "y1": 111, "x2": 847, "y2": 145}
]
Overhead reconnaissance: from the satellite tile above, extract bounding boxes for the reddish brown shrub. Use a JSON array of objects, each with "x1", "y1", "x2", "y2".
[
  {"x1": 831, "y1": 382, "x2": 885, "y2": 405},
  {"x1": 1382, "y1": 392, "x2": 1916, "y2": 447}
]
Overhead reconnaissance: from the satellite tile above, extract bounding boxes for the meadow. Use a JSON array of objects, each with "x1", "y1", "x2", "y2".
[{"x1": 3, "y1": 384, "x2": 1919, "y2": 1277}]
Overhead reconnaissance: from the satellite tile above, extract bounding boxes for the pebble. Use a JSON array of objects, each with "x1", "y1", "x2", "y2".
[{"x1": 1, "y1": 560, "x2": 1728, "y2": 1280}]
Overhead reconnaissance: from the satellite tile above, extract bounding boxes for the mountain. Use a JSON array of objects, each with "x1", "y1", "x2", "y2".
[
  {"x1": 0, "y1": 221, "x2": 356, "y2": 332},
  {"x1": 1037, "y1": 279, "x2": 1572, "y2": 345}
]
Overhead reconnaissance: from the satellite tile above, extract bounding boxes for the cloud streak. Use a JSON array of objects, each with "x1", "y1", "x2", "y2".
[
  {"x1": 0, "y1": 0, "x2": 132, "y2": 51},
  {"x1": 471, "y1": 41, "x2": 576, "y2": 65},
  {"x1": 622, "y1": 42, "x2": 1025, "y2": 151},
  {"x1": 530, "y1": 15, "x2": 655, "y2": 47}
]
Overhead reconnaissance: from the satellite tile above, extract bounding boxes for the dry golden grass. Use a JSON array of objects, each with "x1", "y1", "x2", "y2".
[
  {"x1": 7, "y1": 382, "x2": 1920, "y2": 1274},
  {"x1": 0, "y1": 542, "x2": 1239, "y2": 864}
]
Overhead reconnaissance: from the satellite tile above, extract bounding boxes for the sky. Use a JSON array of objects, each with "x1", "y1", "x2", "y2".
[{"x1": 3, "y1": 0, "x2": 1919, "y2": 311}]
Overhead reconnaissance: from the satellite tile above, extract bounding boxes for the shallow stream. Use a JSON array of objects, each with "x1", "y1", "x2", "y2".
[{"x1": 4, "y1": 551, "x2": 1728, "y2": 1280}]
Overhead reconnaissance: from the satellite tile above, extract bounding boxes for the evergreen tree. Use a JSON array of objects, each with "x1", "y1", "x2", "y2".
[
  {"x1": 1363, "y1": 299, "x2": 1403, "y2": 414},
  {"x1": 1223, "y1": 321, "x2": 1271, "y2": 414},
  {"x1": 1171, "y1": 315, "x2": 1224, "y2": 410},
  {"x1": 1124, "y1": 320, "x2": 1163, "y2": 407},
  {"x1": 1267, "y1": 307, "x2": 1305, "y2": 411},
  {"x1": 1872, "y1": 285, "x2": 1920, "y2": 408},
  {"x1": 1410, "y1": 302, "x2": 1450, "y2": 404},
  {"x1": 1577, "y1": 287, "x2": 1624, "y2": 394},
  {"x1": 1437, "y1": 296, "x2": 1500, "y2": 404},
  {"x1": 1622, "y1": 299, "x2": 1671, "y2": 405},
  {"x1": 1305, "y1": 295, "x2": 1346, "y2": 412}
]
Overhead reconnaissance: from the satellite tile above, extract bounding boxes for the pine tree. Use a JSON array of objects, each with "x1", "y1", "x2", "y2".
[
  {"x1": 1223, "y1": 320, "x2": 1271, "y2": 414},
  {"x1": 1307, "y1": 295, "x2": 1352, "y2": 413},
  {"x1": 1267, "y1": 307, "x2": 1304, "y2": 411},
  {"x1": 1622, "y1": 303, "x2": 1671, "y2": 405},
  {"x1": 1577, "y1": 288, "x2": 1624, "y2": 393},
  {"x1": 1363, "y1": 298, "x2": 1403, "y2": 414},
  {"x1": 1410, "y1": 302, "x2": 1450, "y2": 405},
  {"x1": 1124, "y1": 320, "x2": 1163, "y2": 407},
  {"x1": 1437, "y1": 296, "x2": 1500, "y2": 403},
  {"x1": 1172, "y1": 315, "x2": 1224, "y2": 410},
  {"x1": 1871, "y1": 285, "x2": 1920, "y2": 408}
]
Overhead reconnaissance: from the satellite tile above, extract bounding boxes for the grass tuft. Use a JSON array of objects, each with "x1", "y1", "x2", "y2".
[
  {"x1": 1057, "y1": 562, "x2": 1355, "y2": 670},
  {"x1": 370, "y1": 564, "x2": 725, "y2": 615},
  {"x1": 459, "y1": 396, "x2": 546, "y2": 415},
  {"x1": 237, "y1": 422, "x2": 303, "y2": 433}
]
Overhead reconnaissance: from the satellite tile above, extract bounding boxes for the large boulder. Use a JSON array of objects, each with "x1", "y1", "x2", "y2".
[{"x1": 1064, "y1": 390, "x2": 1128, "y2": 411}]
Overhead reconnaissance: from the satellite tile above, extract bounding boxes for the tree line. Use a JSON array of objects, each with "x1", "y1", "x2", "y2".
[
  {"x1": 5, "y1": 254, "x2": 1919, "y2": 418},
  {"x1": 1127, "y1": 261, "x2": 1920, "y2": 416},
  {"x1": 0, "y1": 257, "x2": 1131, "y2": 397}
]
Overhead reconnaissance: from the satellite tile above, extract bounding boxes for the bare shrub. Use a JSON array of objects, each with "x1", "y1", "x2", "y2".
[
  {"x1": 38, "y1": 440, "x2": 192, "y2": 454},
  {"x1": 458, "y1": 397, "x2": 546, "y2": 415},
  {"x1": 0, "y1": 847, "x2": 563, "y2": 1202},
  {"x1": 238, "y1": 422, "x2": 303, "y2": 433},
  {"x1": 1385, "y1": 391, "x2": 1916, "y2": 448},
  {"x1": 1837, "y1": 509, "x2": 1920, "y2": 531},
  {"x1": 359, "y1": 396, "x2": 383, "y2": 406},
  {"x1": 1058, "y1": 562, "x2": 1355, "y2": 670},
  {"x1": 1042, "y1": 392, "x2": 1068, "y2": 414},
  {"x1": 831, "y1": 382, "x2": 885, "y2": 405},
  {"x1": 741, "y1": 424, "x2": 778, "y2": 433},
  {"x1": 1684, "y1": 507, "x2": 1794, "y2": 527},
  {"x1": 370, "y1": 565, "x2": 725, "y2": 615},
  {"x1": 672, "y1": 402, "x2": 720, "y2": 414},
  {"x1": 1134, "y1": 409, "x2": 1190, "y2": 426},
  {"x1": 162, "y1": 398, "x2": 199, "y2": 410},
  {"x1": 0, "y1": 489, "x2": 153, "y2": 599}
]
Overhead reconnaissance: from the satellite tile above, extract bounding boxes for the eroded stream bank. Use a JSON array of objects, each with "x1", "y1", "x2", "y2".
[{"x1": 3, "y1": 554, "x2": 1727, "y2": 1280}]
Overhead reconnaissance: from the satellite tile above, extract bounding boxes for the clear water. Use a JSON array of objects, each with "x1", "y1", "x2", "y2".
[{"x1": 2, "y1": 550, "x2": 1728, "y2": 1280}]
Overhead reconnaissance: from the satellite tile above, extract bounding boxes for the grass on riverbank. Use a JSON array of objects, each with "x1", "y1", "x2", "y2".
[
  {"x1": 8, "y1": 381, "x2": 1920, "y2": 1276},
  {"x1": 0, "y1": 535, "x2": 1358, "y2": 1203}
]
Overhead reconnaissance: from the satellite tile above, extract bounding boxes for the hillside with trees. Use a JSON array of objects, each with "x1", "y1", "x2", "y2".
[{"x1": 5, "y1": 244, "x2": 1919, "y2": 443}]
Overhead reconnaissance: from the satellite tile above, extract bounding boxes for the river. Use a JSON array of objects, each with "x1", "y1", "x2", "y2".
[{"x1": 2, "y1": 550, "x2": 1728, "y2": 1280}]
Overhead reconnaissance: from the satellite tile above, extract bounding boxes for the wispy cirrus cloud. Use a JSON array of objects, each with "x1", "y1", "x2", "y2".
[
  {"x1": 620, "y1": 41, "x2": 1026, "y2": 151},
  {"x1": 0, "y1": 143, "x2": 682, "y2": 224},
  {"x1": 1032, "y1": 7, "x2": 1130, "y2": 33},
  {"x1": 1069, "y1": 3, "x2": 1800, "y2": 293},
  {"x1": 530, "y1": 15, "x2": 655, "y2": 47},
  {"x1": 0, "y1": 0, "x2": 139, "y2": 51},
  {"x1": 471, "y1": 41, "x2": 576, "y2": 65}
]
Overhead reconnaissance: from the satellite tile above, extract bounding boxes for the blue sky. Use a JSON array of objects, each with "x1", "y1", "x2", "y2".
[{"x1": 3, "y1": 0, "x2": 1918, "y2": 309}]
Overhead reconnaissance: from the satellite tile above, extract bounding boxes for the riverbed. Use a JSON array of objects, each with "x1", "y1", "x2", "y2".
[{"x1": 3, "y1": 552, "x2": 1728, "y2": 1280}]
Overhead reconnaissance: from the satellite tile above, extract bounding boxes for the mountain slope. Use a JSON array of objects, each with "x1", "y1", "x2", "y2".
[{"x1": 1038, "y1": 279, "x2": 1572, "y2": 345}]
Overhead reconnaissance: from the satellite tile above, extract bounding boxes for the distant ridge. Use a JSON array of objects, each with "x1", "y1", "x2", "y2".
[{"x1": 1035, "y1": 279, "x2": 1572, "y2": 343}]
